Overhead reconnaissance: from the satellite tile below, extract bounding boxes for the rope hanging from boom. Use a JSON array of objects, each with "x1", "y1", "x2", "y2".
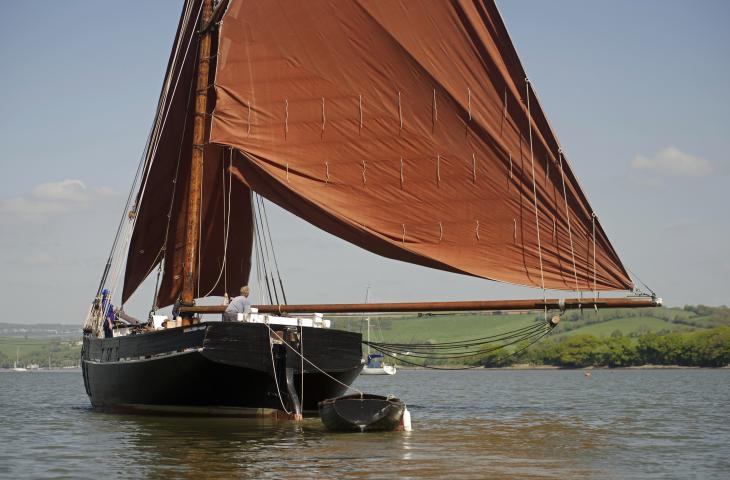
[{"x1": 363, "y1": 316, "x2": 559, "y2": 370}]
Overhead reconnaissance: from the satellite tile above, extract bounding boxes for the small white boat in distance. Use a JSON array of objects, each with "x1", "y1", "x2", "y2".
[
  {"x1": 362, "y1": 354, "x2": 396, "y2": 375},
  {"x1": 13, "y1": 347, "x2": 27, "y2": 372},
  {"x1": 361, "y1": 314, "x2": 396, "y2": 375}
]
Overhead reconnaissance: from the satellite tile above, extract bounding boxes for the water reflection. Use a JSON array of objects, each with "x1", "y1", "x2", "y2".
[{"x1": 85, "y1": 408, "x2": 609, "y2": 479}]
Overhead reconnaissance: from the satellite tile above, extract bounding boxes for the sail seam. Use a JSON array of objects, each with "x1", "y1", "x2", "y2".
[
  {"x1": 525, "y1": 78, "x2": 547, "y2": 301},
  {"x1": 468, "y1": 87, "x2": 472, "y2": 121},
  {"x1": 321, "y1": 96, "x2": 326, "y2": 133},
  {"x1": 558, "y1": 149, "x2": 580, "y2": 294},
  {"x1": 592, "y1": 213, "x2": 597, "y2": 301},
  {"x1": 432, "y1": 89, "x2": 438, "y2": 131},
  {"x1": 284, "y1": 98, "x2": 289, "y2": 139},
  {"x1": 399, "y1": 157, "x2": 404, "y2": 188},
  {"x1": 472, "y1": 153, "x2": 477, "y2": 183},
  {"x1": 358, "y1": 94, "x2": 363, "y2": 132}
]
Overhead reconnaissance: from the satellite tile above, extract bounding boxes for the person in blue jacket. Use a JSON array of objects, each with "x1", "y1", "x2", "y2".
[{"x1": 101, "y1": 289, "x2": 116, "y2": 338}]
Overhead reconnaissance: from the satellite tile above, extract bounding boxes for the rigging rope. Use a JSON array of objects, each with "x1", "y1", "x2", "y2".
[
  {"x1": 557, "y1": 149, "x2": 580, "y2": 296},
  {"x1": 627, "y1": 266, "x2": 656, "y2": 297},
  {"x1": 300, "y1": 326, "x2": 304, "y2": 411},
  {"x1": 525, "y1": 78, "x2": 547, "y2": 321},
  {"x1": 255, "y1": 194, "x2": 280, "y2": 304},
  {"x1": 151, "y1": 262, "x2": 162, "y2": 314},
  {"x1": 365, "y1": 320, "x2": 555, "y2": 370},
  {"x1": 90, "y1": 0, "x2": 201, "y2": 334},
  {"x1": 366, "y1": 322, "x2": 549, "y2": 360},
  {"x1": 252, "y1": 197, "x2": 274, "y2": 304},
  {"x1": 263, "y1": 322, "x2": 363, "y2": 396},
  {"x1": 252, "y1": 207, "x2": 266, "y2": 305},
  {"x1": 258, "y1": 195, "x2": 287, "y2": 304},
  {"x1": 251, "y1": 193, "x2": 287, "y2": 305},
  {"x1": 202, "y1": 148, "x2": 233, "y2": 298},
  {"x1": 371, "y1": 321, "x2": 543, "y2": 349},
  {"x1": 149, "y1": 46, "x2": 199, "y2": 311},
  {"x1": 592, "y1": 213, "x2": 597, "y2": 303},
  {"x1": 268, "y1": 331, "x2": 292, "y2": 415}
]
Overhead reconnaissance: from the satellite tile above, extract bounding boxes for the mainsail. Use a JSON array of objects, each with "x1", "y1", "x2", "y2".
[{"x1": 124, "y1": 0, "x2": 633, "y2": 308}]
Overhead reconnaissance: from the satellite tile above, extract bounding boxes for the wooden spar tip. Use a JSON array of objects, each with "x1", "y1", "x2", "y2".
[
  {"x1": 180, "y1": 296, "x2": 661, "y2": 315},
  {"x1": 200, "y1": 0, "x2": 230, "y2": 33}
]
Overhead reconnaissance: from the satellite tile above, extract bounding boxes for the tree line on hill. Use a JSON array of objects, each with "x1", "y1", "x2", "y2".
[
  {"x1": 551, "y1": 305, "x2": 730, "y2": 335},
  {"x1": 418, "y1": 305, "x2": 730, "y2": 368},
  {"x1": 0, "y1": 340, "x2": 81, "y2": 369},
  {"x1": 509, "y1": 327, "x2": 730, "y2": 368}
]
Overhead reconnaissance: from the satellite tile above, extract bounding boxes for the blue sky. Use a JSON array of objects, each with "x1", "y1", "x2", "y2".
[{"x1": 0, "y1": 1, "x2": 728, "y2": 324}]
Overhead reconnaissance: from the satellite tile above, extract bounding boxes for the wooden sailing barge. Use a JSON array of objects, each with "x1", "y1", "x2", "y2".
[{"x1": 82, "y1": 0, "x2": 658, "y2": 416}]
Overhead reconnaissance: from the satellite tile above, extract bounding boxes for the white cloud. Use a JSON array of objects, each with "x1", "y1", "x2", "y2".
[
  {"x1": 631, "y1": 146, "x2": 713, "y2": 177},
  {"x1": 32, "y1": 179, "x2": 113, "y2": 202},
  {"x1": 0, "y1": 179, "x2": 114, "y2": 219}
]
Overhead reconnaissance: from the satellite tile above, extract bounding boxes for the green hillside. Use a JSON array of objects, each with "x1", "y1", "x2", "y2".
[
  {"x1": 338, "y1": 305, "x2": 730, "y2": 343},
  {"x1": 343, "y1": 313, "x2": 536, "y2": 344},
  {"x1": 339, "y1": 305, "x2": 730, "y2": 368},
  {"x1": 550, "y1": 316, "x2": 692, "y2": 338},
  {"x1": 0, "y1": 337, "x2": 81, "y2": 369}
]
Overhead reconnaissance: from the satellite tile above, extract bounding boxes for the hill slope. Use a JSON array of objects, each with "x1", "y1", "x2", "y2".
[{"x1": 338, "y1": 305, "x2": 730, "y2": 344}]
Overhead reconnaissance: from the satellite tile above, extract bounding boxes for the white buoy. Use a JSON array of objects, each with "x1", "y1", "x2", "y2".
[{"x1": 402, "y1": 408, "x2": 412, "y2": 432}]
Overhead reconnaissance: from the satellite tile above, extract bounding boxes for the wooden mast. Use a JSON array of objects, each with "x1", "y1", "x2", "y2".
[{"x1": 181, "y1": 0, "x2": 214, "y2": 311}]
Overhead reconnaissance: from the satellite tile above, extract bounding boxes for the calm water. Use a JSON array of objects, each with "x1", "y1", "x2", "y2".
[{"x1": 1, "y1": 369, "x2": 729, "y2": 479}]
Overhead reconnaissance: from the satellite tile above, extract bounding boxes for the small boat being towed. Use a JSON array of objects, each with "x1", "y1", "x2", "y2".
[{"x1": 318, "y1": 394, "x2": 405, "y2": 432}]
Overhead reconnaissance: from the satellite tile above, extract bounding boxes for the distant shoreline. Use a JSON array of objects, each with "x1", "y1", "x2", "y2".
[
  {"x1": 394, "y1": 364, "x2": 730, "y2": 370},
  {"x1": 0, "y1": 368, "x2": 81, "y2": 373}
]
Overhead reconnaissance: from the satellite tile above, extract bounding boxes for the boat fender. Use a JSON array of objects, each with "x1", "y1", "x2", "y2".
[{"x1": 401, "y1": 408, "x2": 412, "y2": 432}]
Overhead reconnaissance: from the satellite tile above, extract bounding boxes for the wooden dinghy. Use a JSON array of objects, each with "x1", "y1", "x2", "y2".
[{"x1": 318, "y1": 394, "x2": 405, "y2": 432}]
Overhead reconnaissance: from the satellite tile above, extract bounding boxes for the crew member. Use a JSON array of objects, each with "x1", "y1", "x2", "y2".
[
  {"x1": 224, "y1": 286, "x2": 251, "y2": 322},
  {"x1": 101, "y1": 289, "x2": 116, "y2": 338}
]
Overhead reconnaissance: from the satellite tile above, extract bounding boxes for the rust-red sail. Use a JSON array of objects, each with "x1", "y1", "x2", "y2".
[
  {"x1": 209, "y1": 0, "x2": 632, "y2": 292},
  {"x1": 124, "y1": 0, "x2": 633, "y2": 309}
]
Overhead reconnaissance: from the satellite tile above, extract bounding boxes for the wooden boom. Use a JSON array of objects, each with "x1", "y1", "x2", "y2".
[{"x1": 180, "y1": 296, "x2": 661, "y2": 315}]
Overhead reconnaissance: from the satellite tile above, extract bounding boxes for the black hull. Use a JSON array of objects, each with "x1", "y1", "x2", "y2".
[{"x1": 82, "y1": 322, "x2": 362, "y2": 415}]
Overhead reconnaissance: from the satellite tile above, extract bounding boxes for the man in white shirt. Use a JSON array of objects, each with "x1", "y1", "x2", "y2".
[{"x1": 224, "y1": 286, "x2": 251, "y2": 321}]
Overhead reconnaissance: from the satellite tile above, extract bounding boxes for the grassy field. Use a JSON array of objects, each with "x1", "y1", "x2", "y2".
[
  {"x1": 337, "y1": 312, "x2": 537, "y2": 344},
  {"x1": 550, "y1": 316, "x2": 694, "y2": 338},
  {"x1": 0, "y1": 337, "x2": 50, "y2": 358},
  {"x1": 338, "y1": 305, "x2": 729, "y2": 344},
  {"x1": 0, "y1": 337, "x2": 80, "y2": 368}
]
